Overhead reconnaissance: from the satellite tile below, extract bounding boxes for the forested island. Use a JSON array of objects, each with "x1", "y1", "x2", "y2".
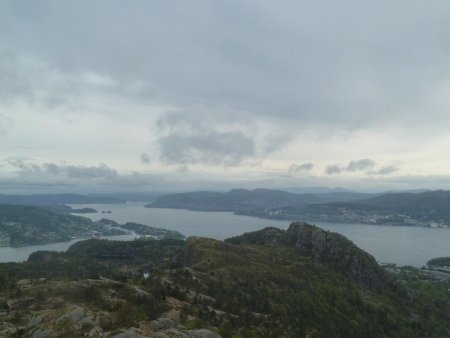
[
  {"x1": 0, "y1": 205, "x2": 184, "y2": 247},
  {"x1": 0, "y1": 222, "x2": 449, "y2": 337}
]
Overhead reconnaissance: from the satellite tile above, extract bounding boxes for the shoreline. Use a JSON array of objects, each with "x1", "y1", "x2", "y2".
[{"x1": 146, "y1": 205, "x2": 450, "y2": 229}]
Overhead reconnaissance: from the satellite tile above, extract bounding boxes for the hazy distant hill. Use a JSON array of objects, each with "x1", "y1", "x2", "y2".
[
  {"x1": 0, "y1": 193, "x2": 123, "y2": 205},
  {"x1": 146, "y1": 188, "x2": 450, "y2": 226},
  {"x1": 353, "y1": 190, "x2": 450, "y2": 210},
  {"x1": 298, "y1": 190, "x2": 450, "y2": 225},
  {"x1": 88, "y1": 192, "x2": 160, "y2": 202},
  {"x1": 147, "y1": 188, "x2": 372, "y2": 212}
]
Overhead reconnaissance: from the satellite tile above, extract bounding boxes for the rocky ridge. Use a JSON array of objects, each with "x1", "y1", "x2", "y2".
[{"x1": 226, "y1": 222, "x2": 398, "y2": 290}]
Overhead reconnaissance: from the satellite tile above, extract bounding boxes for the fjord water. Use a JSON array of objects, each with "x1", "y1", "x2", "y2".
[
  {"x1": 1, "y1": 202, "x2": 449, "y2": 266},
  {"x1": 0, "y1": 231, "x2": 138, "y2": 263}
]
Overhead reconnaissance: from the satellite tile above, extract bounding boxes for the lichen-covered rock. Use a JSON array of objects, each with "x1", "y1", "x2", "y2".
[
  {"x1": 157, "y1": 328, "x2": 189, "y2": 337},
  {"x1": 31, "y1": 328, "x2": 54, "y2": 338},
  {"x1": 150, "y1": 332, "x2": 171, "y2": 338},
  {"x1": 185, "y1": 329, "x2": 221, "y2": 338},
  {"x1": 55, "y1": 305, "x2": 85, "y2": 324},
  {"x1": 112, "y1": 327, "x2": 147, "y2": 338},
  {"x1": 149, "y1": 317, "x2": 176, "y2": 331}
]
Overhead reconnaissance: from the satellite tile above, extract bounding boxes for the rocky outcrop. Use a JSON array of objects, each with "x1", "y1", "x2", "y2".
[
  {"x1": 149, "y1": 318, "x2": 176, "y2": 331},
  {"x1": 227, "y1": 222, "x2": 397, "y2": 290},
  {"x1": 284, "y1": 222, "x2": 392, "y2": 289}
]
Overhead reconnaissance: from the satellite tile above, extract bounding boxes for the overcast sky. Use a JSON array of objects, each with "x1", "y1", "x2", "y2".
[{"x1": 2, "y1": 1, "x2": 450, "y2": 193}]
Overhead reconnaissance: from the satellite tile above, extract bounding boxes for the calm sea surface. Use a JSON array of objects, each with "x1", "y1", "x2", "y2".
[{"x1": 1, "y1": 202, "x2": 449, "y2": 266}]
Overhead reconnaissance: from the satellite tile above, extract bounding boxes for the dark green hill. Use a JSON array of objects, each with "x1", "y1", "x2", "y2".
[
  {"x1": 0, "y1": 222, "x2": 448, "y2": 337},
  {"x1": 226, "y1": 222, "x2": 397, "y2": 290}
]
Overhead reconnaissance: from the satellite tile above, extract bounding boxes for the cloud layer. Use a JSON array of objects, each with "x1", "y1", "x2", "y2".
[
  {"x1": 3, "y1": 1, "x2": 450, "y2": 127},
  {"x1": 5, "y1": 159, "x2": 162, "y2": 188},
  {"x1": 2, "y1": 1, "x2": 450, "y2": 191}
]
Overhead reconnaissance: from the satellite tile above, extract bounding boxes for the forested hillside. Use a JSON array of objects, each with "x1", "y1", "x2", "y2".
[{"x1": 0, "y1": 223, "x2": 449, "y2": 337}]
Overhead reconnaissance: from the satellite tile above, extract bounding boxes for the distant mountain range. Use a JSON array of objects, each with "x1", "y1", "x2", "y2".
[
  {"x1": 4, "y1": 188, "x2": 450, "y2": 227},
  {"x1": 297, "y1": 190, "x2": 450, "y2": 225},
  {"x1": 146, "y1": 188, "x2": 374, "y2": 212},
  {"x1": 147, "y1": 188, "x2": 450, "y2": 227},
  {"x1": 0, "y1": 193, "x2": 124, "y2": 205}
]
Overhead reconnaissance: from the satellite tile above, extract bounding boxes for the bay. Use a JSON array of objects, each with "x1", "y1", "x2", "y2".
[
  {"x1": 0, "y1": 232, "x2": 138, "y2": 263},
  {"x1": 0, "y1": 202, "x2": 449, "y2": 266}
]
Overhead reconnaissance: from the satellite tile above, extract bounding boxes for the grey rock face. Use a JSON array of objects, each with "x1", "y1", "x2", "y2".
[
  {"x1": 284, "y1": 222, "x2": 390, "y2": 289},
  {"x1": 149, "y1": 317, "x2": 176, "y2": 331},
  {"x1": 112, "y1": 327, "x2": 147, "y2": 338},
  {"x1": 160, "y1": 328, "x2": 190, "y2": 337},
  {"x1": 186, "y1": 329, "x2": 221, "y2": 338},
  {"x1": 55, "y1": 306, "x2": 85, "y2": 324},
  {"x1": 150, "y1": 333, "x2": 171, "y2": 338},
  {"x1": 31, "y1": 329, "x2": 53, "y2": 338}
]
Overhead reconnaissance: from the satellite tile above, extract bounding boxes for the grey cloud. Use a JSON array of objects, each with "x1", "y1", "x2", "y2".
[
  {"x1": 9, "y1": 160, "x2": 118, "y2": 180},
  {"x1": 3, "y1": 156, "x2": 34, "y2": 161},
  {"x1": 2, "y1": 1, "x2": 450, "y2": 191},
  {"x1": 154, "y1": 108, "x2": 283, "y2": 166},
  {"x1": 41, "y1": 163, "x2": 62, "y2": 175},
  {"x1": 176, "y1": 165, "x2": 189, "y2": 173},
  {"x1": 262, "y1": 133, "x2": 293, "y2": 155},
  {"x1": 65, "y1": 164, "x2": 118, "y2": 179},
  {"x1": 3, "y1": 1, "x2": 450, "y2": 130},
  {"x1": 6, "y1": 160, "x2": 162, "y2": 187},
  {"x1": 325, "y1": 164, "x2": 343, "y2": 175},
  {"x1": 140, "y1": 153, "x2": 151, "y2": 164},
  {"x1": 0, "y1": 52, "x2": 77, "y2": 108},
  {"x1": 7, "y1": 158, "x2": 41, "y2": 172},
  {"x1": 369, "y1": 165, "x2": 400, "y2": 176},
  {"x1": 346, "y1": 159, "x2": 377, "y2": 172},
  {"x1": 0, "y1": 114, "x2": 13, "y2": 135},
  {"x1": 325, "y1": 159, "x2": 377, "y2": 175},
  {"x1": 158, "y1": 131, "x2": 256, "y2": 166},
  {"x1": 289, "y1": 163, "x2": 314, "y2": 173}
]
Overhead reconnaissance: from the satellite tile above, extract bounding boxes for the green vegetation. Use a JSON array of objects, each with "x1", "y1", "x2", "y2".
[
  {"x1": 427, "y1": 257, "x2": 450, "y2": 267},
  {"x1": 394, "y1": 266, "x2": 450, "y2": 306},
  {"x1": 0, "y1": 222, "x2": 449, "y2": 337}
]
